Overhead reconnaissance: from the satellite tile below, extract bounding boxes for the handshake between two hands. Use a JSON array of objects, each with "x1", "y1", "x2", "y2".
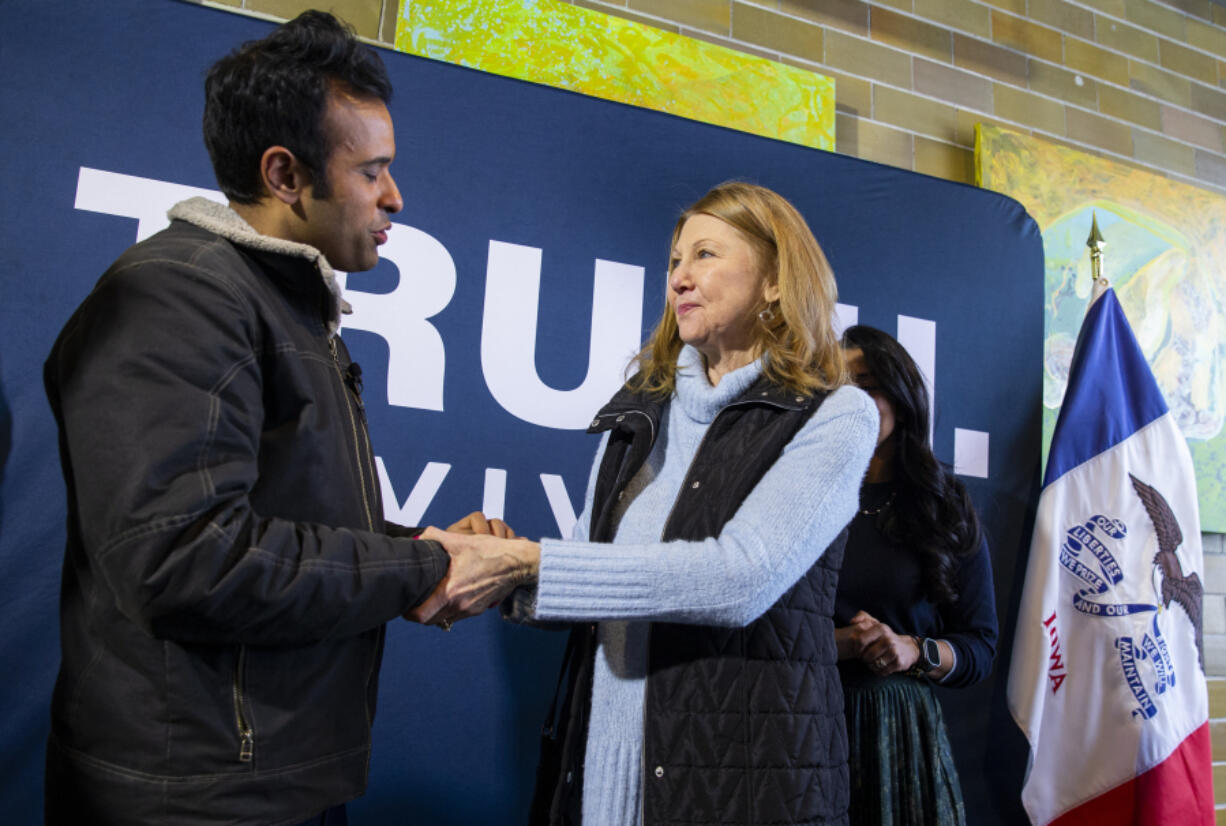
[{"x1": 405, "y1": 511, "x2": 541, "y2": 631}]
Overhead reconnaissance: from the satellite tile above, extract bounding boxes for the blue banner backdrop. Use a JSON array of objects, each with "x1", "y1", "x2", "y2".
[{"x1": 0, "y1": 1, "x2": 1041, "y2": 823}]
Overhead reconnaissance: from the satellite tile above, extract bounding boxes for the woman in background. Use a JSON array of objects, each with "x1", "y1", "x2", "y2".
[{"x1": 835, "y1": 324, "x2": 998, "y2": 826}]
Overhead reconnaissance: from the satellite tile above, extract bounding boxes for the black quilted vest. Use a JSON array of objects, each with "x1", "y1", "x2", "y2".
[{"x1": 531, "y1": 375, "x2": 849, "y2": 826}]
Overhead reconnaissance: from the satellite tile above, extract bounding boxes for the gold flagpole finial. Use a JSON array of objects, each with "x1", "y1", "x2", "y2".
[{"x1": 1086, "y1": 212, "x2": 1109, "y2": 299}]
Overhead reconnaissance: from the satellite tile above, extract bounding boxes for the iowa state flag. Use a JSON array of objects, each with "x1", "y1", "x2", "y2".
[{"x1": 1007, "y1": 287, "x2": 1212, "y2": 825}]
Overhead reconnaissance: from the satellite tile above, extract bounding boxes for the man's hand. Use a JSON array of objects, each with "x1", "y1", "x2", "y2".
[
  {"x1": 407, "y1": 529, "x2": 540, "y2": 628},
  {"x1": 445, "y1": 511, "x2": 517, "y2": 538}
]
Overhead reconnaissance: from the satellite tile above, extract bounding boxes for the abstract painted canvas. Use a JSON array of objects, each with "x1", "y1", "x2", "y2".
[{"x1": 977, "y1": 124, "x2": 1226, "y2": 530}]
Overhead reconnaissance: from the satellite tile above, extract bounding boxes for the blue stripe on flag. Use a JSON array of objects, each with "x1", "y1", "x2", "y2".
[{"x1": 1043, "y1": 288, "x2": 1167, "y2": 487}]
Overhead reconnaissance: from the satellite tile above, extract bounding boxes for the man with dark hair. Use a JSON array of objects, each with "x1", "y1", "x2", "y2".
[
  {"x1": 202, "y1": 9, "x2": 394, "y2": 206},
  {"x1": 43, "y1": 12, "x2": 507, "y2": 825}
]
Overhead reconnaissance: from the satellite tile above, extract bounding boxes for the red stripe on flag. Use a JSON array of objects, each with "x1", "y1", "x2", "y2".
[{"x1": 1050, "y1": 722, "x2": 1214, "y2": 826}]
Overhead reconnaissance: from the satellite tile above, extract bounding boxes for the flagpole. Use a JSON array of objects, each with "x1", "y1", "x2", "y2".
[{"x1": 1086, "y1": 213, "x2": 1109, "y2": 302}]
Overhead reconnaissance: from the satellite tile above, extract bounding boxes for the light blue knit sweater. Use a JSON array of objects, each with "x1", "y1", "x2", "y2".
[{"x1": 534, "y1": 345, "x2": 878, "y2": 826}]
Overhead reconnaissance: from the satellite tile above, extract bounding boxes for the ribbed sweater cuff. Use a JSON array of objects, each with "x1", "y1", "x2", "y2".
[{"x1": 535, "y1": 538, "x2": 657, "y2": 621}]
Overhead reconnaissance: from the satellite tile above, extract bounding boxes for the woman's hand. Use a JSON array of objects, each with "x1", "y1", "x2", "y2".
[
  {"x1": 834, "y1": 612, "x2": 875, "y2": 660},
  {"x1": 406, "y1": 530, "x2": 540, "y2": 628},
  {"x1": 837, "y1": 610, "x2": 921, "y2": 676}
]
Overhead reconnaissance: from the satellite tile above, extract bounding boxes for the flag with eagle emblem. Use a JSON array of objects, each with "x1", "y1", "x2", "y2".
[{"x1": 1007, "y1": 287, "x2": 1212, "y2": 825}]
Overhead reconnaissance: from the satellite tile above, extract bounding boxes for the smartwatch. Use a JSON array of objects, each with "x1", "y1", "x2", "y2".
[{"x1": 906, "y1": 636, "x2": 941, "y2": 677}]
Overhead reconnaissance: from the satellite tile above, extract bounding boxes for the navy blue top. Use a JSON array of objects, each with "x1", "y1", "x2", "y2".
[{"x1": 834, "y1": 482, "x2": 998, "y2": 688}]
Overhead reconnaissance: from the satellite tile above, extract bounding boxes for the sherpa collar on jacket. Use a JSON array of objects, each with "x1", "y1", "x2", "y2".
[{"x1": 167, "y1": 196, "x2": 351, "y2": 335}]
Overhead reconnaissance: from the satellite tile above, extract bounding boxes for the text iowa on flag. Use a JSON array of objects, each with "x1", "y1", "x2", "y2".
[{"x1": 1007, "y1": 287, "x2": 1212, "y2": 826}]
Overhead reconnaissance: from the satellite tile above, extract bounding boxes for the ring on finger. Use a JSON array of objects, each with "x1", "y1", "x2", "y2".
[{"x1": 439, "y1": 619, "x2": 453, "y2": 632}]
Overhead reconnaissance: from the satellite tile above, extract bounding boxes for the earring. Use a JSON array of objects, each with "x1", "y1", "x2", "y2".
[{"x1": 759, "y1": 307, "x2": 776, "y2": 322}]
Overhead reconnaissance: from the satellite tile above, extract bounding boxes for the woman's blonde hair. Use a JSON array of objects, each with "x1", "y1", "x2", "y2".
[{"x1": 629, "y1": 181, "x2": 848, "y2": 396}]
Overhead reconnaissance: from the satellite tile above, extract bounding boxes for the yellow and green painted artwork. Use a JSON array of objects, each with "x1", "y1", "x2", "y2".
[
  {"x1": 394, "y1": 0, "x2": 835, "y2": 152},
  {"x1": 976, "y1": 124, "x2": 1226, "y2": 530}
]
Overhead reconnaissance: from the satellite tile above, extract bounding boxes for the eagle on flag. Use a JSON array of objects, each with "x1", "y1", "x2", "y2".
[{"x1": 1131, "y1": 473, "x2": 1204, "y2": 671}]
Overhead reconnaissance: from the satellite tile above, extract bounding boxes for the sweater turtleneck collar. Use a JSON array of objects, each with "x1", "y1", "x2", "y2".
[{"x1": 673, "y1": 344, "x2": 764, "y2": 425}]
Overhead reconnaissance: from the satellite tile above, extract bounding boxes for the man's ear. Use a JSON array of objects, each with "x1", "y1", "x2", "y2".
[{"x1": 260, "y1": 146, "x2": 308, "y2": 205}]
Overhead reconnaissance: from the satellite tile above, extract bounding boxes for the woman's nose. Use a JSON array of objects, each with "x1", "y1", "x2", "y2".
[{"x1": 668, "y1": 260, "x2": 690, "y2": 293}]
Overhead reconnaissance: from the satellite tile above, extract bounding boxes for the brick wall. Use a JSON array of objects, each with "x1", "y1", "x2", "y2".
[
  {"x1": 203, "y1": 0, "x2": 1226, "y2": 193},
  {"x1": 199, "y1": 0, "x2": 400, "y2": 42},
  {"x1": 573, "y1": 0, "x2": 1226, "y2": 193}
]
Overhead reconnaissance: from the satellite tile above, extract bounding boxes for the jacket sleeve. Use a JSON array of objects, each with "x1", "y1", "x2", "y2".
[
  {"x1": 533, "y1": 386, "x2": 879, "y2": 627},
  {"x1": 46, "y1": 251, "x2": 449, "y2": 646},
  {"x1": 937, "y1": 536, "x2": 999, "y2": 688}
]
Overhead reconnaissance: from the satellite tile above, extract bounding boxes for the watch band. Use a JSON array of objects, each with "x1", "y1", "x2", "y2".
[{"x1": 905, "y1": 636, "x2": 940, "y2": 678}]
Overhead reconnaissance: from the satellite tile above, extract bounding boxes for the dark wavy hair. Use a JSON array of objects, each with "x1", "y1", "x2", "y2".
[
  {"x1": 203, "y1": 10, "x2": 392, "y2": 204},
  {"x1": 841, "y1": 324, "x2": 982, "y2": 605}
]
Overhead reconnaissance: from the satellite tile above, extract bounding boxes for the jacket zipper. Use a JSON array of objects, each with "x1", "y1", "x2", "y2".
[
  {"x1": 329, "y1": 337, "x2": 376, "y2": 531},
  {"x1": 329, "y1": 334, "x2": 382, "y2": 778},
  {"x1": 233, "y1": 645, "x2": 253, "y2": 762}
]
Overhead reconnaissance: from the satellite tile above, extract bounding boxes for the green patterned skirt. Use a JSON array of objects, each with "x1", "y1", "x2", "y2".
[{"x1": 843, "y1": 674, "x2": 965, "y2": 826}]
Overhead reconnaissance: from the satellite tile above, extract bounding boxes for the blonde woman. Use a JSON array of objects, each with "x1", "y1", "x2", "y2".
[{"x1": 415, "y1": 182, "x2": 878, "y2": 826}]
